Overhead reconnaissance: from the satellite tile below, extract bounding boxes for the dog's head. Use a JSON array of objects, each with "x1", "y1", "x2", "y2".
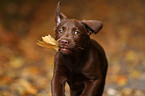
[{"x1": 54, "y1": 2, "x2": 103, "y2": 55}]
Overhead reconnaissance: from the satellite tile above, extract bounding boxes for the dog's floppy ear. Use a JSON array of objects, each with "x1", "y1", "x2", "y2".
[
  {"x1": 55, "y1": 1, "x2": 67, "y2": 26},
  {"x1": 82, "y1": 20, "x2": 103, "y2": 35}
]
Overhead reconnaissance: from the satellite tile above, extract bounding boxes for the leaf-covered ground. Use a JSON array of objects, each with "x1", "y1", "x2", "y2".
[{"x1": 0, "y1": 0, "x2": 145, "y2": 96}]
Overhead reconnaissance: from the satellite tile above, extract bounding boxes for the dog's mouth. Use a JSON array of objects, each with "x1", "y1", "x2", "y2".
[
  {"x1": 59, "y1": 45, "x2": 84, "y2": 54},
  {"x1": 60, "y1": 48, "x2": 71, "y2": 52},
  {"x1": 59, "y1": 46, "x2": 72, "y2": 54}
]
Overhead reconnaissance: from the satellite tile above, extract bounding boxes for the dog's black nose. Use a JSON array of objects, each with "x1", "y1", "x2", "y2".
[{"x1": 60, "y1": 39, "x2": 69, "y2": 45}]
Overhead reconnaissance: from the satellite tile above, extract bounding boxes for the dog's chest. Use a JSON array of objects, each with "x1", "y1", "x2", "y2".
[
  {"x1": 67, "y1": 71, "x2": 86, "y2": 91},
  {"x1": 64, "y1": 58, "x2": 89, "y2": 87}
]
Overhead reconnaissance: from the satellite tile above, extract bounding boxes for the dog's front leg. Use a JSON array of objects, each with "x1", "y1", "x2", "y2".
[
  {"x1": 52, "y1": 72, "x2": 66, "y2": 96},
  {"x1": 80, "y1": 79, "x2": 102, "y2": 96}
]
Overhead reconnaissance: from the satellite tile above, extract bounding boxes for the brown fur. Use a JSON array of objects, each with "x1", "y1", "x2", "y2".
[{"x1": 52, "y1": 2, "x2": 108, "y2": 96}]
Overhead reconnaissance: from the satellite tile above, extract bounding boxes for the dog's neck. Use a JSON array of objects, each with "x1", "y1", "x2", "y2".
[{"x1": 59, "y1": 48, "x2": 90, "y2": 71}]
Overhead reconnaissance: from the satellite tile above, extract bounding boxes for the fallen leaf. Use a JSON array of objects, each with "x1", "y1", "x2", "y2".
[
  {"x1": 130, "y1": 70, "x2": 141, "y2": 79},
  {"x1": 116, "y1": 76, "x2": 127, "y2": 86},
  {"x1": 0, "y1": 76, "x2": 13, "y2": 85},
  {"x1": 125, "y1": 51, "x2": 137, "y2": 63},
  {"x1": 10, "y1": 57, "x2": 23, "y2": 69},
  {"x1": 17, "y1": 79, "x2": 37, "y2": 95},
  {"x1": 106, "y1": 88, "x2": 118, "y2": 96},
  {"x1": 122, "y1": 88, "x2": 132, "y2": 95},
  {"x1": 134, "y1": 90, "x2": 144, "y2": 96}
]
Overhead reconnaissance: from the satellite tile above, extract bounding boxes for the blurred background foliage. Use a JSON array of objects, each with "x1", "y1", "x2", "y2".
[{"x1": 0, "y1": 0, "x2": 145, "y2": 96}]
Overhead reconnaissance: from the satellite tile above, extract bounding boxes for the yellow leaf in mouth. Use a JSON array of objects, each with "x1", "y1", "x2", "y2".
[
  {"x1": 36, "y1": 35, "x2": 59, "y2": 51},
  {"x1": 42, "y1": 35, "x2": 58, "y2": 45}
]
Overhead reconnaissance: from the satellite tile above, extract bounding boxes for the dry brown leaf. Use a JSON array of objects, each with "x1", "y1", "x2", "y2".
[
  {"x1": 130, "y1": 70, "x2": 141, "y2": 79},
  {"x1": 36, "y1": 35, "x2": 59, "y2": 51},
  {"x1": 116, "y1": 76, "x2": 127, "y2": 86},
  {"x1": 10, "y1": 57, "x2": 23, "y2": 69},
  {"x1": 18, "y1": 79, "x2": 37, "y2": 95}
]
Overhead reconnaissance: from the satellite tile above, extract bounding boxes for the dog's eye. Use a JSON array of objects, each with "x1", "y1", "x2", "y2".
[
  {"x1": 58, "y1": 29, "x2": 63, "y2": 33},
  {"x1": 74, "y1": 31, "x2": 80, "y2": 35}
]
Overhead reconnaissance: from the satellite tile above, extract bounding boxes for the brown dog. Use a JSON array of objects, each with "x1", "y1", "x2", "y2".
[{"x1": 52, "y1": 2, "x2": 108, "y2": 96}]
